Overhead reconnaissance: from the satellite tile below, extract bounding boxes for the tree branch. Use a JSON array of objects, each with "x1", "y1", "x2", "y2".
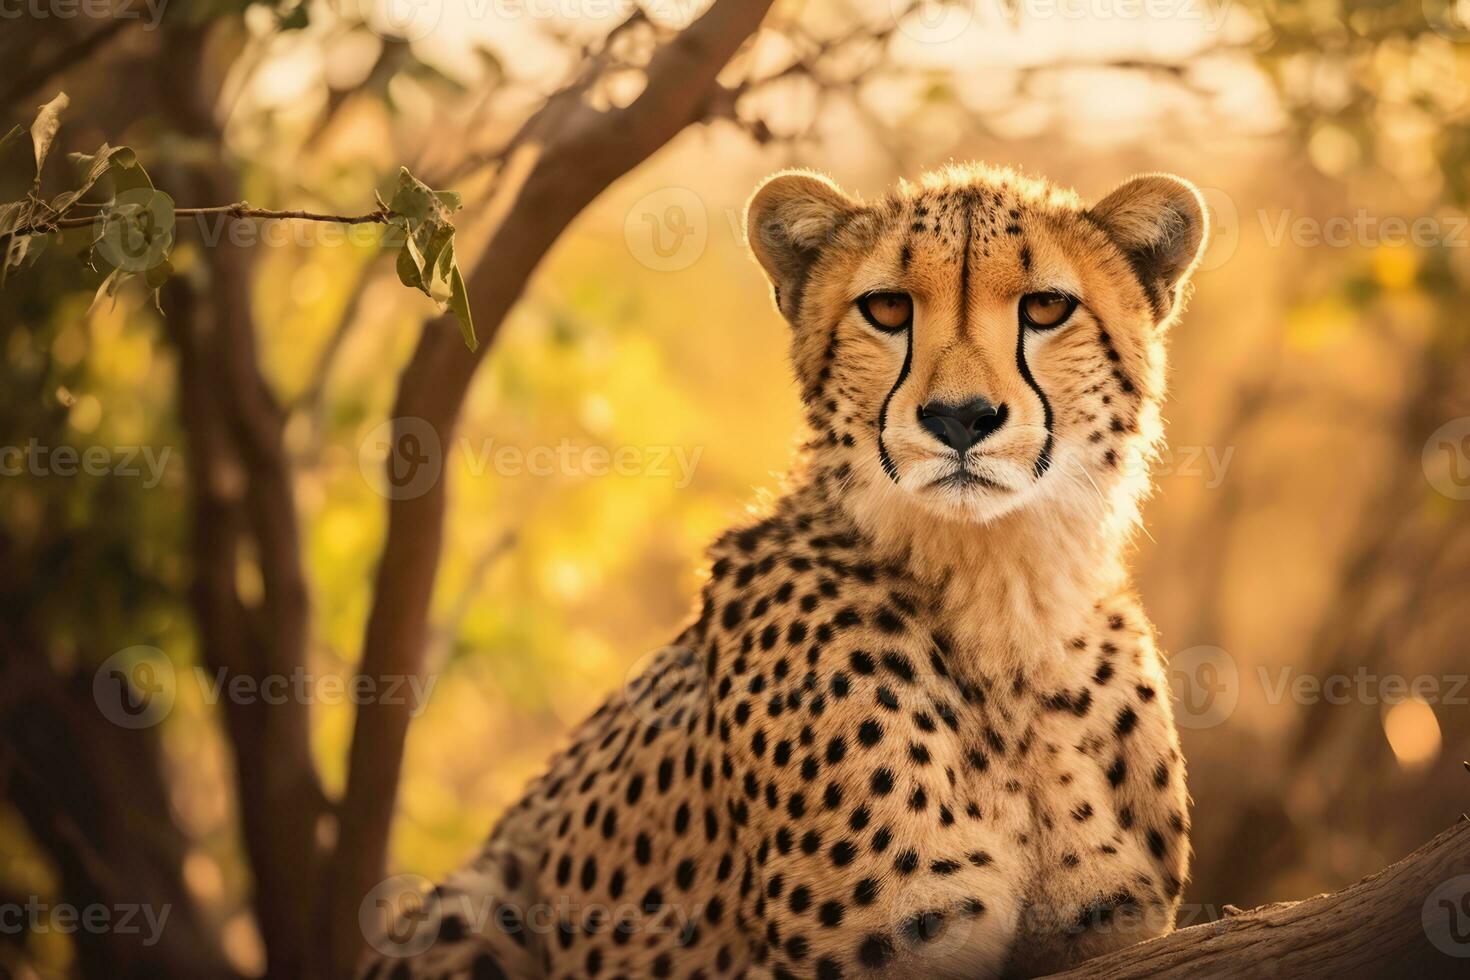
[
  {"x1": 321, "y1": 0, "x2": 778, "y2": 973},
  {"x1": 1046, "y1": 821, "x2": 1470, "y2": 978},
  {"x1": 5, "y1": 204, "x2": 392, "y2": 240}
]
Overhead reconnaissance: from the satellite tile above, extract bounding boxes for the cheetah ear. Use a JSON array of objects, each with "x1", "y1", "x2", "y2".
[
  {"x1": 1088, "y1": 174, "x2": 1207, "y2": 320},
  {"x1": 745, "y1": 170, "x2": 855, "y2": 321}
]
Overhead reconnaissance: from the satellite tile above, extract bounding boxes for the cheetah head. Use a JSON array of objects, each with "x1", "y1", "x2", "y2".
[{"x1": 745, "y1": 164, "x2": 1207, "y2": 527}]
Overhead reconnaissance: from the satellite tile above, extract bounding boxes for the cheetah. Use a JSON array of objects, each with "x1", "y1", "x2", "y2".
[{"x1": 362, "y1": 163, "x2": 1207, "y2": 980}]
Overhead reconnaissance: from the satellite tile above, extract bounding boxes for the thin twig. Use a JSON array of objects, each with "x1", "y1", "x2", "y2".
[{"x1": 5, "y1": 203, "x2": 393, "y2": 239}]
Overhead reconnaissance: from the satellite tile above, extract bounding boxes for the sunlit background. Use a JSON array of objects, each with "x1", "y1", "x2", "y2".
[{"x1": 3, "y1": 0, "x2": 1469, "y2": 975}]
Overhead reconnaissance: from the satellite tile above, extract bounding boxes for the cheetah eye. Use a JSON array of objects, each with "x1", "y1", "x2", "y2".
[
  {"x1": 857, "y1": 292, "x2": 913, "y2": 332},
  {"x1": 1020, "y1": 292, "x2": 1077, "y2": 330}
]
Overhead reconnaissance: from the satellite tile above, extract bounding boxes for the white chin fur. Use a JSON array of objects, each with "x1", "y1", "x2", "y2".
[{"x1": 887, "y1": 446, "x2": 1047, "y2": 525}]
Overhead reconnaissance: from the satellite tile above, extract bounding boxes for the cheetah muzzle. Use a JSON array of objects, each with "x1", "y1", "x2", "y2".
[{"x1": 362, "y1": 162, "x2": 1208, "y2": 980}]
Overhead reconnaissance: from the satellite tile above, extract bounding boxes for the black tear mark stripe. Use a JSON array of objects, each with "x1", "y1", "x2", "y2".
[
  {"x1": 877, "y1": 327, "x2": 914, "y2": 484},
  {"x1": 1015, "y1": 325, "x2": 1054, "y2": 479}
]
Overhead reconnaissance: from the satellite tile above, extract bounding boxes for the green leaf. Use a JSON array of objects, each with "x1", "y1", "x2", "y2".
[
  {"x1": 87, "y1": 267, "x2": 126, "y2": 316},
  {"x1": 109, "y1": 147, "x2": 154, "y2": 195},
  {"x1": 396, "y1": 231, "x2": 425, "y2": 291},
  {"x1": 383, "y1": 166, "x2": 475, "y2": 351},
  {"x1": 18, "y1": 230, "x2": 48, "y2": 268},
  {"x1": 30, "y1": 92, "x2": 69, "y2": 177},
  {"x1": 53, "y1": 143, "x2": 138, "y2": 214},
  {"x1": 448, "y1": 264, "x2": 477, "y2": 352},
  {"x1": 388, "y1": 167, "x2": 455, "y2": 224},
  {"x1": 3, "y1": 231, "x2": 33, "y2": 280}
]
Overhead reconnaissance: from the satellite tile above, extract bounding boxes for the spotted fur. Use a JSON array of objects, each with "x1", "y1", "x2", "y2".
[{"x1": 361, "y1": 162, "x2": 1207, "y2": 979}]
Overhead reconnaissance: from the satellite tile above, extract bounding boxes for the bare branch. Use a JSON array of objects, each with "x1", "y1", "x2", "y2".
[
  {"x1": 322, "y1": 0, "x2": 779, "y2": 973},
  {"x1": 1044, "y1": 822, "x2": 1470, "y2": 978}
]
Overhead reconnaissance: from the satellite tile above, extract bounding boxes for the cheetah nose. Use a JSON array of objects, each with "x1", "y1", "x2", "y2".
[{"x1": 917, "y1": 398, "x2": 1008, "y2": 454}]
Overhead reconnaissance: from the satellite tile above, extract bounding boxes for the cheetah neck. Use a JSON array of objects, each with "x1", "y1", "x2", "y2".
[{"x1": 833, "y1": 461, "x2": 1139, "y2": 669}]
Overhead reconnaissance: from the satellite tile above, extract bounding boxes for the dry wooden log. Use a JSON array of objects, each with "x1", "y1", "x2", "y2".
[{"x1": 1046, "y1": 821, "x2": 1470, "y2": 979}]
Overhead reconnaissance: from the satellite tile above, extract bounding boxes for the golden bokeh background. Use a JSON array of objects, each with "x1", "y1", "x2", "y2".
[{"x1": 2, "y1": 0, "x2": 1469, "y2": 974}]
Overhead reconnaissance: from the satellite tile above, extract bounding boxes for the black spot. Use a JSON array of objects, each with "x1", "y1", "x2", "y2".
[
  {"x1": 870, "y1": 768, "x2": 894, "y2": 795},
  {"x1": 858, "y1": 934, "x2": 894, "y2": 968}
]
